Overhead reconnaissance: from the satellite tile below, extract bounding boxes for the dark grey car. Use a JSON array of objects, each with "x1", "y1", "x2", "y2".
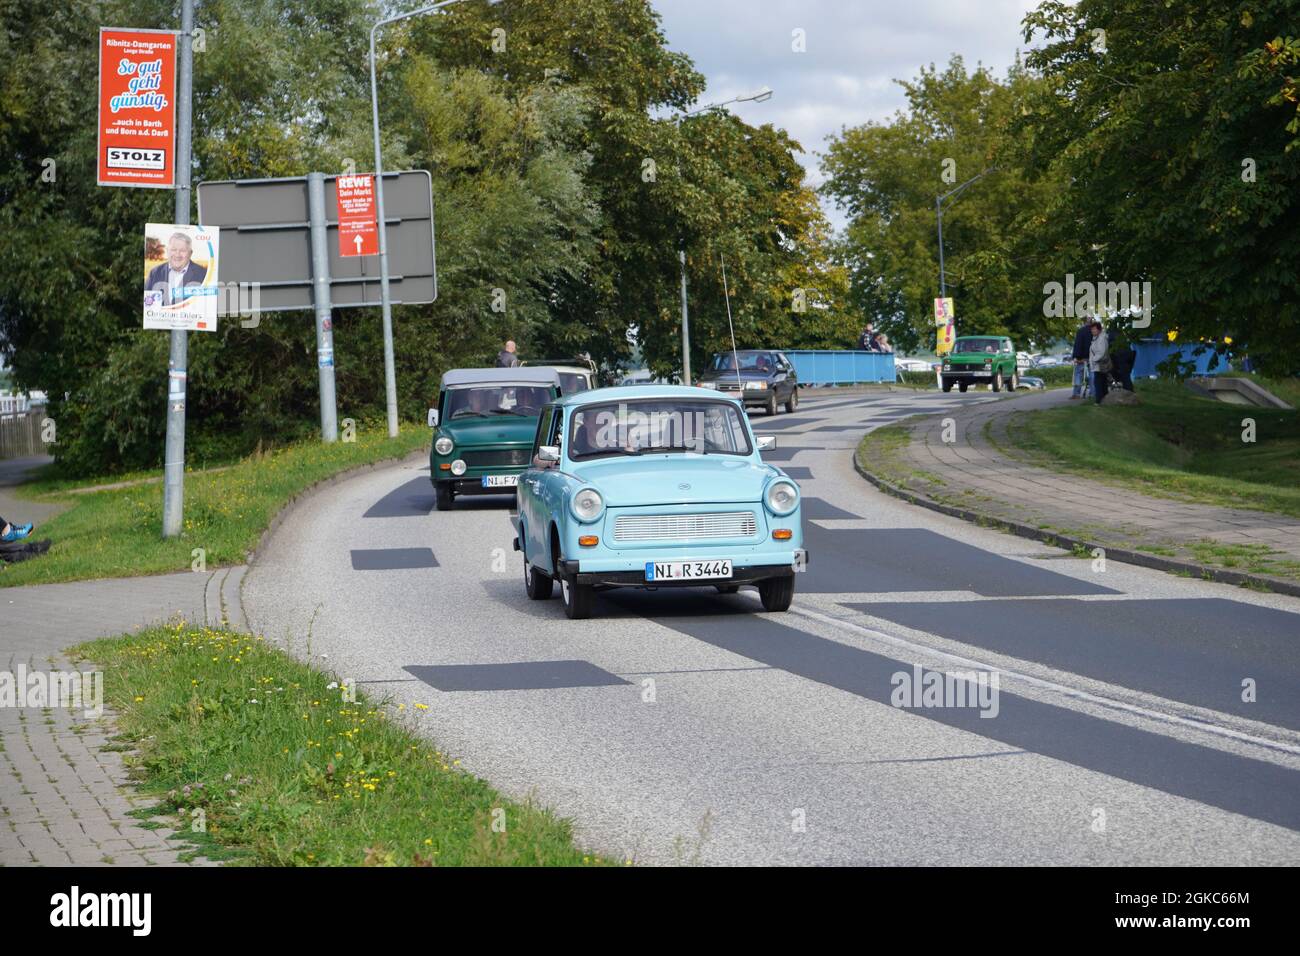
[{"x1": 696, "y1": 350, "x2": 799, "y2": 415}]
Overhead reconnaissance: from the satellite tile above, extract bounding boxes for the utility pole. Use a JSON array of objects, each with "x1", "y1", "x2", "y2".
[
  {"x1": 307, "y1": 172, "x2": 339, "y2": 442},
  {"x1": 162, "y1": 0, "x2": 193, "y2": 538},
  {"x1": 679, "y1": 248, "x2": 691, "y2": 385}
]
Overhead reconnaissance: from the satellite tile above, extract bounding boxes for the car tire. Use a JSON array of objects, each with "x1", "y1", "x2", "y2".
[
  {"x1": 435, "y1": 482, "x2": 454, "y2": 511},
  {"x1": 715, "y1": 584, "x2": 740, "y2": 594},
  {"x1": 992, "y1": 370, "x2": 1003, "y2": 392},
  {"x1": 524, "y1": 560, "x2": 553, "y2": 600},
  {"x1": 785, "y1": 388, "x2": 798, "y2": 413},
  {"x1": 758, "y1": 576, "x2": 794, "y2": 612},
  {"x1": 958, "y1": 381, "x2": 968, "y2": 393},
  {"x1": 764, "y1": 393, "x2": 778, "y2": 416},
  {"x1": 1009, "y1": 370, "x2": 1019, "y2": 390},
  {"x1": 941, "y1": 377, "x2": 954, "y2": 393},
  {"x1": 560, "y1": 575, "x2": 593, "y2": 619}
]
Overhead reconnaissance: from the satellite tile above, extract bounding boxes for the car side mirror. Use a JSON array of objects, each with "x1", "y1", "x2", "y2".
[
  {"x1": 757, "y1": 436, "x2": 776, "y2": 452},
  {"x1": 427, "y1": 408, "x2": 439, "y2": 428},
  {"x1": 537, "y1": 445, "x2": 560, "y2": 463}
]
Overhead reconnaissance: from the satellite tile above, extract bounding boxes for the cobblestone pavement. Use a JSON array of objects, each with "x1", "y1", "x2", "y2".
[
  {"x1": 872, "y1": 388, "x2": 1300, "y2": 587},
  {"x1": 1, "y1": 570, "x2": 236, "y2": 866}
]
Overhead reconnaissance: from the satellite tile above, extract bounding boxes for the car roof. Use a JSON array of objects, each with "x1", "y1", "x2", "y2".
[
  {"x1": 554, "y1": 384, "x2": 743, "y2": 408},
  {"x1": 440, "y1": 367, "x2": 560, "y2": 388}
]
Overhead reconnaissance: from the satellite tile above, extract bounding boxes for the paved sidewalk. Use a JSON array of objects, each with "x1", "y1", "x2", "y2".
[
  {"x1": 1, "y1": 569, "x2": 240, "y2": 866},
  {"x1": 860, "y1": 389, "x2": 1300, "y2": 593}
]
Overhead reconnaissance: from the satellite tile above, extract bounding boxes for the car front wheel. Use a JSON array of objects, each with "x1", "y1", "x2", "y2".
[
  {"x1": 785, "y1": 388, "x2": 798, "y2": 413},
  {"x1": 958, "y1": 381, "x2": 969, "y2": 393},
  {"x1": 764, "y1": 392, "x2": 778, "y2": 416},
  {"x1": 992, "y1": 370, "x2": 1003, "y2": 392},
  {"x1": 524, "y1": 559, "x2": 553, "y2": 600},
  {"x1": 758, "y1": 576, "x2": 794, "y2": 612},
  {"x1": 560, "y1": 575, "x2": 594, "y2": 619},
  {"x1": 941, "y1": 377, "x2": 954, "y2": 393},
  {"x1": 435, "y1": 482, "x2": 454, "y2": 511}
]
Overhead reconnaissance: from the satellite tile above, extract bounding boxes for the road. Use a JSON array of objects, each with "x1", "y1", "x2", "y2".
[{"x1": 242, "y1": 389, "x2": 1300, "y2": 865}]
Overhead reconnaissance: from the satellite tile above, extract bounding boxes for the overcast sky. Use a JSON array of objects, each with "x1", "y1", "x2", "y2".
[{"x1": 651, "y1": 0, "x2": 1041, "y2": 230}]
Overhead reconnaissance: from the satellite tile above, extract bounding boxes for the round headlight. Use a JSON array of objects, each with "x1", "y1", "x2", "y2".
[
  {"x1": 434, "y1": 436, "x2": 454, "y2": 455},
  {"x1": 765, "y1": 480, "x2": 798, "y2": 516},
  {"x1": 450, "y1": 459, "x2": 467, "y2": 476},
  {"x1": 571, "y1": 488, "x2": 604, "y2": 523}
]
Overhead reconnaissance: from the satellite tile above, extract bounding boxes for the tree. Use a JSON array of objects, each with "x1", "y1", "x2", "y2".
[
  {"x1": 1020, "y1": 0, "x2": 1300, "y2": 374},
  {"x1": 821, "y1": 57, "x2": 1066, "y2": 353}
]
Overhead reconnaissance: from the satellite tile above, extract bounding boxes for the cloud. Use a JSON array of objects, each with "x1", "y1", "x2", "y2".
[{"x1": 651, "y1": 0, "x2": 1041, "y2": 228}]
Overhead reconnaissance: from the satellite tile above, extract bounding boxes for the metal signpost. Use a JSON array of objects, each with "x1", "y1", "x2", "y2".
[{"x1": 197, "y1": 170, "x2": 437, "y2": 442}]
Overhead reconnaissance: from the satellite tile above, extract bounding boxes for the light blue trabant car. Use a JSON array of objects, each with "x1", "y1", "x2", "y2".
[{"x1": 513, "y1": 385, "x2": 808, "y2": 619}]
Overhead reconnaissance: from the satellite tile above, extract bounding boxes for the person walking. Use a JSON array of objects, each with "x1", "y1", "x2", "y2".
[
  {"x1": 495, "y1": 340, "x2": 520, "y2": 368},
  {"x1": 1070, "y1": 317, "x2": 1092, "y2": 399},
  {"x1": 1088, "y1": 320, "x2": 1111, "y2": 405}
]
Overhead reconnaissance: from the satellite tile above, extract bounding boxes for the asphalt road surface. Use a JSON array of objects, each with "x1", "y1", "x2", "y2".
[{"x1": 242, "y1": 389, "x2": 1300, "y2": 865}]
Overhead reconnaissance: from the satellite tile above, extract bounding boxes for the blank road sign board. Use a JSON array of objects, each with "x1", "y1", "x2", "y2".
[{"x1": 196, "y1": 170, "x2": 435, "y2": 312}]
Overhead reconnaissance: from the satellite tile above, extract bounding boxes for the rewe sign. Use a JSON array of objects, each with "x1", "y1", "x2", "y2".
[{"x1": 336, "y1": 174, "x2": 378, "y2": 257}]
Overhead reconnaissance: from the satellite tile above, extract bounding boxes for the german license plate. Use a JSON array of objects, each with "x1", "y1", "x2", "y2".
[
  {"x1": 645, "y1": 560, "x2": 733, "y2": 581},
  {"x1": 481, "y1": 475, "x2": 518, "y2": 488}
]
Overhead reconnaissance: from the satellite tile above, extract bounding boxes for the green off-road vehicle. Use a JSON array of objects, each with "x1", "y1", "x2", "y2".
[{"x1": 941, "y1": 336, "x2": 1018, "y2": 393}]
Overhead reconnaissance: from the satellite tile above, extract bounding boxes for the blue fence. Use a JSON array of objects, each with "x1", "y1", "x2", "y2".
[
  {"x1": 784, "y1": 350, "x2": 896, "y2": 386},
  {"x1": 1131, "y1": 339, "x2": 1230, "y2": 379}
]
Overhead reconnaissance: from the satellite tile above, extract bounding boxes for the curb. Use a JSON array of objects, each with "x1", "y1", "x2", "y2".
[{"x1": 851, "y1": 431, "x2": 1300, "y2": 600}]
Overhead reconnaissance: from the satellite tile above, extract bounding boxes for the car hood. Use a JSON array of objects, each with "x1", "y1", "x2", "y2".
[
  {"x1": 697, "y1": 368, "x2": 774, "y2": 382},
  {"x1": 439, "y1": 416, "x2": 535, "y2": 446},
  {"x1": 570, "y1": 455, "x2": 781, "y2": 506}
]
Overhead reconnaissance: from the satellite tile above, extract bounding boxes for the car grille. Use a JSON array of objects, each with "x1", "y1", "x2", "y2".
[
  {"x1": 461, "y1": 448, "x2": 529, "y2": 467},
  {"x1": 613, "y1": 511, "x2": 757, "y2": 542}
]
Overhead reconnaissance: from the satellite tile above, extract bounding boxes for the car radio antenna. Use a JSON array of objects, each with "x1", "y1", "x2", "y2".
[{"x1": 720, "y1": 255, "x2": 741, "y2": 390}]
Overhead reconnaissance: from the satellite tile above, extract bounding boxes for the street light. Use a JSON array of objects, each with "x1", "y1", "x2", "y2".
[
  {"x1": 673, "y1": 86, "x2": 774, "y2": 385},
  {"x1": 369, "y1": 0, "x2": 499, "y2": 437},
  {"x1": 935, "y1": 166, "x2": 997, "y2": 300}
]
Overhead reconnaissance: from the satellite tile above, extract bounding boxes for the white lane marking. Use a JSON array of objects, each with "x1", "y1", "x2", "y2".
[{"x1": 778, "y1": 601, "x2": 1300, "y2": 759}]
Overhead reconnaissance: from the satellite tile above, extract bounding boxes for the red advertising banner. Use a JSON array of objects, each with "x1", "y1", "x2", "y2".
[
  {"x1": 336, "y1": 174, "x2": 379, "y2": 257},
  {"x1": 98, "y1": 28, "x2": 178, "y2": 189}
]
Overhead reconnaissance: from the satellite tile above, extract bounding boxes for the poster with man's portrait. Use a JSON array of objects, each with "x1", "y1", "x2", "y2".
[{"x1": 143, "y1": 223, "x2": 219, "y2": 331}]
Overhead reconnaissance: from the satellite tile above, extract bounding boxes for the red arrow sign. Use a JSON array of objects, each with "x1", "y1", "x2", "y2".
[{"x1": 336, "y1": 174, "x2": 378, "y2": 257}]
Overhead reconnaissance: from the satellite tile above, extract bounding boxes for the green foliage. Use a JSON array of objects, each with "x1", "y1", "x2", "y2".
[
  {"x1": 821, "y1": 57, "x2": 1066, "y2": 354},
  {"x1": 1019, "y1": 0, "x2": 1300, "y2": 375},
  {"x1": 0, "y1": 0, "x2": 850, "y2": 475}
]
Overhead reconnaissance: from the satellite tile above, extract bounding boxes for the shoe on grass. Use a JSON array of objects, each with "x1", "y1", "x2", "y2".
[{"x1": 1, "y1": 523, "x2": 34, "y2": 543}]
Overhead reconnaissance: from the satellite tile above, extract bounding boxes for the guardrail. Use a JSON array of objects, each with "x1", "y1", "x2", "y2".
[
  {"x1": 0, "y1": 410, "x2": 47, "y2": 459},
  {"x1": 783, "y1": 350, "x2": 897, "y2": 386}
]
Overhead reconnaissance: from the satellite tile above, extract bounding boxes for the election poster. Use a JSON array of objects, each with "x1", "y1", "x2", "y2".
[{"x1": 143, "y1": 224, "x2": 220, "y2": 332}]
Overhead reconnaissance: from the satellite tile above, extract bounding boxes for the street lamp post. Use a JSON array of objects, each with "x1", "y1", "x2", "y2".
[
  {"x1": 935, "y1": 166, "x2": 997, "y2": 299},
  {"x1": 673, "y1": 87, "x2": 773, "y2": 385},
  {"x1": 369, "y1": 0, "x2": 495, "y2": 437}
]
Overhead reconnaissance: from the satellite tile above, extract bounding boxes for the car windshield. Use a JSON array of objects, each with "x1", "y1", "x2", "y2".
[
  {"x1": 953, "y1": 338, "x2": 1001, "y2": 354},
  {"x1": 708, "y1": 352, "x2": 775, "y2": 372},
  {"x1": 567, "y1": 399, "x2": 752, "y2": 459},
  {"x1": 446, "y1": 385, "x2": 550, "y2": 420},
  {"x1": 557, "y1": 372, "x2": 590, "y2": 394}
]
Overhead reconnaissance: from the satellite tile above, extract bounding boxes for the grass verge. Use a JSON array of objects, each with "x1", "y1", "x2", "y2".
[
  {"x1": 1005, "y1": 379, "x2": 1300, "y2": 518},
  {"x1": 73, "y1": 622, "x2": 605, "y2": 866},
  {"x1": 2, "y1": 421, "x2": 428, "y2": 587}
]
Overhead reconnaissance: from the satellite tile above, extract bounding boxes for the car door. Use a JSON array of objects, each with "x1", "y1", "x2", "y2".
[
  {"x1": 774, "y1": 353, "x2": 795, "y2": 398},
  {"x1": 520, "y1": 405, "x2": 554, "y2": 561},
  {"x1": 774, "y1": 353, "x2": 794, "y2": 401}
]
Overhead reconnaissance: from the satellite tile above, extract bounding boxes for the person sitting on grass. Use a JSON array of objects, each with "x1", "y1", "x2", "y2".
[{"x1": 0, "y1": 516, "x2": 50, "y2": 567}]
